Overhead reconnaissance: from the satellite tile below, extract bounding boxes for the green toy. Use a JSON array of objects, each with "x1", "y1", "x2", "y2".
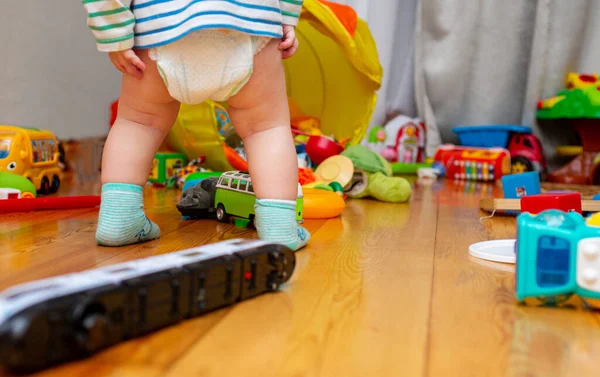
[
  {"x1": 340, "y1": 145, "x2": 411, "y2": 203},
  {"x1": 149, "y1": 152, "x2": 187, "y2": 184},
  {"x1": 0, "y1": 172, "x2": 37, "y2": 198},
  {"x1": 537, "y1": 86, "x2": 600, "y2": 119},
  {"x1": 391, "y1": 162, "x2": 433, "y2": 175}
]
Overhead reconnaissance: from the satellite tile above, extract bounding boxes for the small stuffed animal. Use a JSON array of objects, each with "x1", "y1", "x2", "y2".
[{"x1": 341, "y1": 145, "x2": 411, "y2": 203}]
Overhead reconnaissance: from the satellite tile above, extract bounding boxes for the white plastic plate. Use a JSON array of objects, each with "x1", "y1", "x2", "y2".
[{"x1": 469, "y1": 239, "x2": 516, "y2": 264}]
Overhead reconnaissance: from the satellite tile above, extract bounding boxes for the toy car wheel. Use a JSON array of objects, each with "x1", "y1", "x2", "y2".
[
  {"x1": 216, "y1": 204, "x2": 229, "y2": 222},
  {"x1": 50, "y1": 175, "x2": 60, "y2": 193},
  {"x1": 39, "y1": 176, "x2": 51, "y2": 195},
  {"x1": 511, "y1": 156, "x2": 533, "y2": 174}
]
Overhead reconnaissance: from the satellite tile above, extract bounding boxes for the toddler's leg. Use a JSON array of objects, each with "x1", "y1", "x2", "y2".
[
  {"x1": 97, "y1": 49, "x2": 180, "y2": 246},
  {"x1": 228, "y1": 39, "x2": 309, "y2": 251}
]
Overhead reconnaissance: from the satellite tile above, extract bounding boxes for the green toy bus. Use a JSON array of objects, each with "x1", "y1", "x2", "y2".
[{"x1": 214, "y1": 171, "x2": 303, "y2": 223}]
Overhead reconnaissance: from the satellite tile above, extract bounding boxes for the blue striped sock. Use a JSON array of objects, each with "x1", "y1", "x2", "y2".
[
  {"x1": 96, "y1": 183, "x2": 160, "y2": 246},
  {"x1": 254, "y1": 199, "x2": 310, "y2": 251}
]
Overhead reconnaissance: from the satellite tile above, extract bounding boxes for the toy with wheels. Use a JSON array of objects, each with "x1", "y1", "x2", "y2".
[
  {"x1": 0, "y1": 125, "x2": 62, "y2": 195},
  {"x1": 213, "y1": 172, "x2": 304, "y2": 224},
  {"x1": 452, "y1": 125, "x2": 547, "y2": 175},
  {"x1": 432, "y1": 144, "x2": 511, "y2": 182}
]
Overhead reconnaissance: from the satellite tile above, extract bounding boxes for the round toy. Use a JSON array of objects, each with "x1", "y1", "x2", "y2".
[
  {"x1": 314, "y1": 155, "x2": 354, "y2": 187},
  {"x1": 468, "y1": 239, "x2": 516, "y2": 264},
  {"x1": 302, "y1": 188, "x2": 345, "y2": 219},
  {"x1": 306, "y1": 136, "x2": 345, "y2": 165}
]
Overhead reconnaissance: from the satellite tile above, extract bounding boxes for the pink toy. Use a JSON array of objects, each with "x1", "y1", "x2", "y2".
[
  {"x1": 0, "y1": 196, "x2": 101, "y2": 213},
  {"x1": 380, "y1": 115, "x2": 426, "y2": 163}
]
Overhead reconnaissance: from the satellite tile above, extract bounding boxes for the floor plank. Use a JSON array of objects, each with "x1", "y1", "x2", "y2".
[{"x1": 1, "y1": 177, "x2": 599, "y2": 377}]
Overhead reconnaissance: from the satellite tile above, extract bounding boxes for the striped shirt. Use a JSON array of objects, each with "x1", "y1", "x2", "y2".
[{"x1": 82, "y1": 0, "x2": 303, "y2": 52}]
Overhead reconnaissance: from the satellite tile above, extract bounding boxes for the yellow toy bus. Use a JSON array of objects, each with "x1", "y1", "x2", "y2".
[{"x1": 0, "y1": 125, "x2": 62, "y2": 194}]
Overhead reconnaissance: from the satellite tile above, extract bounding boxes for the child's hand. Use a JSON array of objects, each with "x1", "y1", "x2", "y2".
[
  {"x1": 280, "y1": 24, "x2": 299, "y2": 59},
  {"x1": 109, "y1": 49, "x2": 146, "y2": 80}
]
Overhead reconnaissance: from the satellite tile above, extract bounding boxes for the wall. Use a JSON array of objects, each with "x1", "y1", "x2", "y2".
[{"x1": 0, "y1": 1, "x2": 120, "y2": 139}]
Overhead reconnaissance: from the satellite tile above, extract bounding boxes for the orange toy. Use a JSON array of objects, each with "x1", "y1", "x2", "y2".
[
  {"x1": 302, "y1": 188, "x2": 345, "y2": 219},
  {"x1": 298, "y1": 168, "x2": 316, "y2": 185},
  {"x1": 223, "y1": 144, "x2": 249, "y2": 171}
]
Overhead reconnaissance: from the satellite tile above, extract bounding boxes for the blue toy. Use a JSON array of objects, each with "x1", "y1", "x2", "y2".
[
  {"x1": 501, "y1": 171, "x2": 541, "y2": 199},
  {"x1": 515, "y1": 210, "x2": 600, "y2": 305},
  {"x1": 452, "y1": 125, "x2": 531, "y2": 148}
]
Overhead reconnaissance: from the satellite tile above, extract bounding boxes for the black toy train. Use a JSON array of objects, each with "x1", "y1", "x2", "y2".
[{"x1": 0, "y1": 239, "x2": 295, "y2": 373}]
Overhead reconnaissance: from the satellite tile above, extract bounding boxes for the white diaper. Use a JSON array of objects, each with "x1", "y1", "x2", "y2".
[{"x1": 149, "y1": 29, "x2": 271, "y2": 105}]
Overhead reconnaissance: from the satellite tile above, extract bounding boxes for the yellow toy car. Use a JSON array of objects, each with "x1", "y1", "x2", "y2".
[{"x1": 0, "y1": 125, "x2": 62, "y2": 194}]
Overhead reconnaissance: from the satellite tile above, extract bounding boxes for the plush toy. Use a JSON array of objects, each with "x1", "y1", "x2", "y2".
[{"x1": 340, "y1": 145, "x2": 411, "y2": 203}]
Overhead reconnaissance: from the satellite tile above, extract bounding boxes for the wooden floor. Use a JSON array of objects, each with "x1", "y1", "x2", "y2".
[{"x1": 1, "y1": 175, "x2": 600, "y2": 377}]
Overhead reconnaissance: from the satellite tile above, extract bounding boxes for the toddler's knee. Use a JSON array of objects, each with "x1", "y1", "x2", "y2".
[
  {"x1": 235, "y1": 119, "x2": 288, "y2": 140},
  {"x1": 117, "y1": 100, "x2": 180, "y2": 134}
]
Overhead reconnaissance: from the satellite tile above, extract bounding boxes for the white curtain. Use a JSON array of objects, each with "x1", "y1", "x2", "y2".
[
  {"x1": 334, "y1": 0, "x2": 600, "y2": 160},
  {"x1": 415, "y1": 0, "x2": 600, "y2": 157}
]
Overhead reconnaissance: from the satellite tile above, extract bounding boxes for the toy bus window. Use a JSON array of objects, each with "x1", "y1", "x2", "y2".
[
  {"x1": 220, "y1": 177, "x2": 230, "y2": 187},
  {"x1": 6, "y1": 284, "x2": 61, "y2": 300},
  {"x1": 239, "y1": 180, "x2": 248, "y2": 191},
  {"x1": 536, "y1": 236, "x2": 570, "y2": 287},
  {"x1": 0, "y1": 138, "x2": 12, "y2": 159},
  {"x1": 523, "y1": 138, "x2": 533, "y2": 149},
  {"x1": 248, "y1": 182, "x2": 254, "y2": 193}
]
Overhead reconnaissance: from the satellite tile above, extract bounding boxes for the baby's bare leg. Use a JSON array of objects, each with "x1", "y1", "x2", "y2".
[
  {"x1": 97, "y1": 50, "x2": 180, "y2": 246},
  {"x1": 228, "y1": 39, "x2": 309, "y2": 250},
  {"x1": 228, "y1": 39, "x2": 298, "y2": 200},
  {"x1": 102, "y1": 49, "x2": 180, "y2": 185}
]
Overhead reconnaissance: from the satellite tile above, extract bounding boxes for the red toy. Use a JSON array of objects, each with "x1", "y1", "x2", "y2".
[
  {"x1": 0, "y1": 196, "x2": 101, "y2": 213},
  {"x1": 520, "y1": 192, "x2": 582, "y2": 214},
  {"x1": 507, "y1": 133, "x2": 548, "y2": 174},
  {"x1": 292, "y1": 130, "x2": 344, "y2": 165},
  {"x1": 433, "y1": 145, "x2": 511, "y2": 182}
]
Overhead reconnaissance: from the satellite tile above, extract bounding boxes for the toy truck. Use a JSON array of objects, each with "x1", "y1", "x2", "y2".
[{"x1": 452, "y1": 125, "x2": 547, "y2": 175}]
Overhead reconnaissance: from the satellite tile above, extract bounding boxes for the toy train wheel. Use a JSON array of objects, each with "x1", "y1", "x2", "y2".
[
  {"x1": 535, "y1": 294, "x2": 572, "y2": 306},
  {"x1": 39, "y1": 177, "x2": 51, "y2": 195},
  {"x1": 50, "y1": 175, "x2": 60, "y2": 193},
  {"x1": 216, "y1": 204, "x2": 229, "y2": 222},
  {"x1": 72, "y1": 302, "x2": 111, "y2": 353},
  {"x1": 511, "y1": 156, "x2": 533, "y2": 174}
]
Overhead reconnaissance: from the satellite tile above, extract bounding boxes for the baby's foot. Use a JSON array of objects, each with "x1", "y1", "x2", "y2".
[
  {"x1": 254, "y1": 199, "x2": 311, "y2": 251},
  {"x1": 96, "y1": 183, "x2": 161, "y2": 246}
]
